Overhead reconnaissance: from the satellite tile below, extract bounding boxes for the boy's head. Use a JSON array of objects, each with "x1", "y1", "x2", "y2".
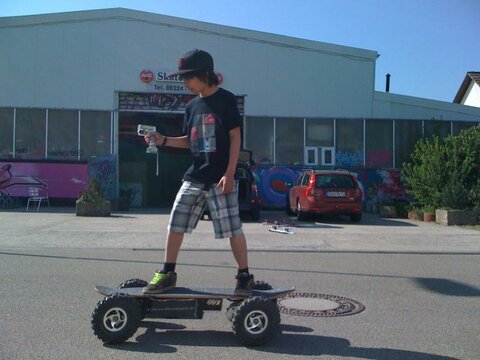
[{"x1": 169, "y1": 49, "x2": 219, "y2": 90}]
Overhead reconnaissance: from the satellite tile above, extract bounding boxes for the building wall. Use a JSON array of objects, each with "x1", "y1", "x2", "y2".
[
  {"x1": 462, "y1": 81, "x2": 480, "y2": 108},
  {"x1": 373, "y1": 92, "x2": 480, "y2": 121},
  {"x1": 0, "y1": 8, "x2": 377, "y2": 118}
]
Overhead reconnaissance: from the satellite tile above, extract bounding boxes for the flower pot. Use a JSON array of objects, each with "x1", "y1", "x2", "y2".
[
  {"x1": 380, "y1": 205, "x2": 397, "y2": 218},
  {"x1": 76, "y1": 201, "x2": 111, "y2": 217},
  {"x1": 435, "y1": 209, "x2": 477, "y2": 226},
  {"x1": 408, "y1": 211, "x2": 423, "y2": 221},
  {"x1": 423, "y1": 212, "x2": 435, "y2": 222}
]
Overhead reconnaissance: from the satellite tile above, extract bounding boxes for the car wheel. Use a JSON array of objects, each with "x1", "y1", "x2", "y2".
[
  {"x1": 351, "y1": 213, "x2": 362, "y2": 222},
  {"x1": 296, "y1": 200, "x2": 308, "y2": 221},
  {"x1": 286, "y1": 193, "x2": 295, "y2": 215},
  {"x1": 250, "y1": 205, "x2": 261, "y2": 221}
]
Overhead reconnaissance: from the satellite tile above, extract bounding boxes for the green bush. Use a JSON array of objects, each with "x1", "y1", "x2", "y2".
[
  {"x1": 402, "y1": 125, "x2": 480, "y2": 211},
  {"x1": 77, "y1": 178, "x2": 105, "y2": 204},
  {"x1": 401, "y1": 136, "x2": 446, "y2": 209},
  {"x1": 441, "y1": 173, "x2": 470, "y2": 210}
]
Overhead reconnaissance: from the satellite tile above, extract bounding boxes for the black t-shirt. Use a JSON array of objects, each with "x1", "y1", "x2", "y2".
[{"x1": 182, "y1": 88, "x2": 242, "y2": 189}]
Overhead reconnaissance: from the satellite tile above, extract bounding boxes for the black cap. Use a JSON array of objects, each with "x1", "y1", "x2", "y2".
[{"x1": 168, "y1": 49, "x2": 214, "y2": 77}]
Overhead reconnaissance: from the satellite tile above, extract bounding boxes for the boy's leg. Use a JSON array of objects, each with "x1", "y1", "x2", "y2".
[
  {"x1": 206, "y1": 182, "x2": 254, "y2": 295},
  {"x1": 165, "y1": 231, "x2": 184, "y2": 264},
  {"x1": 230, "y1": 232, "x2": 248, "y2": 269},
  {"x1": 143, "y1": 181, "x2": 206, "y2": 294}
]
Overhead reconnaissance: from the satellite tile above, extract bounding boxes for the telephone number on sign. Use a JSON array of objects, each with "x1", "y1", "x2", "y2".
[{"x1": 154, "y1": 84, "x2": 187, "y2": 92}]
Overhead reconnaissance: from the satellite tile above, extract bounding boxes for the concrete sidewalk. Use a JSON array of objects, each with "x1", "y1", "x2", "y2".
[{"x1": 1, "y1": 208, "x2": 479, "y2": 253}]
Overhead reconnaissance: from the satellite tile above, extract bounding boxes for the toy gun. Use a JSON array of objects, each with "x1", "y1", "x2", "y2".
[{"x1": 137, "y1": 124, "x2": 158, "y2": 154}]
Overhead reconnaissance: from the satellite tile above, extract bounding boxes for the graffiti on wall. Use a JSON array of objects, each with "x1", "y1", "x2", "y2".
[
  {"x1": 366, "y1": 149, "x2": 393, "y2": 168},
  {"x1": 88, "y1": 156, "x2": 116, "y2": 200},
  {"x1": 251, "y1": 165, "x2": 408, "y2": 212},
  {"x1": 335, "y1": 151, "x2": 363, "y2": 167},
  {"x1": 118, "y1": 92, "x2": 245, "y2": 114}
]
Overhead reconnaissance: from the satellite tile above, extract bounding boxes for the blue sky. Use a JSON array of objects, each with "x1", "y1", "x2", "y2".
[{"x1": 1, "y1": 0, "x2": 478, "y2": 103}]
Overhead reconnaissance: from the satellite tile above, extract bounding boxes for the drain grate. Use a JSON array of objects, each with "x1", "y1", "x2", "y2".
[{"x1": 278, "y1": 292, "x2": 365, "y2": 317}]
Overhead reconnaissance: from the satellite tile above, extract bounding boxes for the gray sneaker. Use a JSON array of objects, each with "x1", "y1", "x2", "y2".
[
  {"x1": 142, "y1": 271, "x2": 177, "y2": 294},
  {"x1": 234, "y1": 273, "x2": 254, "y2": 296}
]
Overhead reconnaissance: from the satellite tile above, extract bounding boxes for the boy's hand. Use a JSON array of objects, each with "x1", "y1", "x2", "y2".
[
  {"x1": 144, "y1": 131, "x2": 163, "y2": 146},
  {"x1": 217, "y1": 174, "x2": 234, "y2": 194}
]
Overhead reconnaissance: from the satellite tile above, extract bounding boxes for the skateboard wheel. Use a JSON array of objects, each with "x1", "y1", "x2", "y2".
[
  {"x1": 91, "y1": 294, "x2": 142, "y2": 344},
  {"x1": 252, "y1": 281, "x2": 273, "y2": 290},
  {"x1": 117, "y1": 279, "x2": 150, "y2": 319},
  {"x1": 231, "y1": 296, "x2": 280, "y2": 346},
  {"x1": 118, "y1": 278, "x2": 148, "y2": 289},
  {"x1": 226, "y1": 301, "x2": 241, "y2": 322}
]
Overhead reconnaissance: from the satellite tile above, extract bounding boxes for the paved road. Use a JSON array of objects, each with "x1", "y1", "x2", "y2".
[
  {"x1": 1, "y1": 209, "x2": 479, "y2": 359},
  {"x1": 1, "y1": 209, "x2": 479, "y2": 253}
]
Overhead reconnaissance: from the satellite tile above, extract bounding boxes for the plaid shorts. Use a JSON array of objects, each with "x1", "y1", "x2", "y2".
[{"x1": 168, "y1": 180, "x2": 243, "y2": 239}]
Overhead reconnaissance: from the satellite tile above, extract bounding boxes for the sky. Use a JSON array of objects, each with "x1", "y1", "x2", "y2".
[{"x1": 1, "y1": 0, "x2": 479, "y2": 103}]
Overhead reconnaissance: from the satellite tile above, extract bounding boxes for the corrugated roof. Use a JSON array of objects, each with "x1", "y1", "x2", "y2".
[{"x1": 453, "y1": 71, "x2": 480, "y2": 103}]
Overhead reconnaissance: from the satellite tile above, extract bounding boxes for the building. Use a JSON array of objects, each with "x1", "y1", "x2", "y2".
[
  {"x1": 1, "y1": 8, "x2": 479, "y2": 208},
  {"x1": 454, "y1": 72, "x2": 480, "y2": 107}
]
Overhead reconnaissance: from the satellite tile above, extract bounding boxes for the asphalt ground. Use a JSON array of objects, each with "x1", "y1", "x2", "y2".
[{"x1": 1, "y1": 209, "x2": 479, "y2": 359}]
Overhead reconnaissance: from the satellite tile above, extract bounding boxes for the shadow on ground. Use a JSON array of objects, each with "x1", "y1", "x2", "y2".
[{"x1": 107, "y1": 322, "x2": 458, "y2": 359}]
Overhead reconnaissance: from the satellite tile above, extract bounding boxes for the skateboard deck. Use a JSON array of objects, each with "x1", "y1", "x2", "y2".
[
  {"x1": 269, "y1": 225, "x2": 294, "y2": 235},
  {"x1": 95, "y1": 285, "x2": 295, "y2": 300}
]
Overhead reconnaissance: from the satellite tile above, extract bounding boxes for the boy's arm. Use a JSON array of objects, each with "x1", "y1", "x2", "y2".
[
  {"x1": 225, "y1": 127, "x2": 241, "y2": 177},
  {"x1": 217, "y1": 126, "x2": 241, "y2": 194},
  {"x1": 146, "y1": 132, "x2": 190, "y2": 149}
]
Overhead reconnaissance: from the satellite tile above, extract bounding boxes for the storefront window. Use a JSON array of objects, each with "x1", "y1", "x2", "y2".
[
  {"x1": 275, "y1": 117, "x2": 303, "y2": 165},
  {"x1": 452, "y1": 121, "x2": 478, "y2": 136},
  {"x1": 366, "y1": 119, "x2": 393, "y2": 168},
  {"x1": 335, "y1": 118, "x2": 363, "y2": 167},
  {"x1": 80, "y1": 111, "x2": 111, "y2": 160},
  {"x1": 395, "y1": 120, "x2": 422, "y2": 167},
  {"x1": 48, "y1": 110, "x2": 79, "y2": 160},
  {"x1": 0, "y1": 108, "x2": 14, "y2": 159},
  {"x1": 244, "y1": 117, "x2": 274, "y2": 164},
  {"x1": 15, "y1": 108, "x2": 46, "y2": 159},
  {"x1": 306, "y1": 118, "x2": 333, "y2": 147},
  {"x1": 424, "y1": 120, "x2": 451, "y2": 141}
]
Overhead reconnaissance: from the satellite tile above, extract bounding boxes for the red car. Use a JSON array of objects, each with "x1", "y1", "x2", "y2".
[{"x1": 286, "y1": 170, "x2": 362, "y2": 222}]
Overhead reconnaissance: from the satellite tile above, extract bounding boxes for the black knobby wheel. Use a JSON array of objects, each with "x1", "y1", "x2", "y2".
[
  {"x1": 91, "y1": 294, "x2": 142, "y2": 344},
  {"x1": 252, "y1": 281, "x2": 273, "y2": 290},
  {"x1": 118, "y1": 278, "x2": 149, "y2": 319},
  {"x1": 226, "y1": 301, "x2": 241, "y2": 322},
  {"x1": 118, "y1": 278, "x2": 148, "y2": 289},
  {"x1": 227, "y1": 282, "x2": 274, "y2": 322},
  {"x1": 231, "y1": 296, "x2": 281, "y2": 346}
]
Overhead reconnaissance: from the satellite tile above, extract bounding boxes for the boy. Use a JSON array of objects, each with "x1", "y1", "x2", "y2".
[{"x1": 143, "y1": 49, "x2": 254, "y2": 296}]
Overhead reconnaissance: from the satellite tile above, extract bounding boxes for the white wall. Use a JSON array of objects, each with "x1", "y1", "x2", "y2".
[
  {"x1": 0, "y1": 8, "x2": 377, "y2": 117},
  {"x1": 462, "y1": 81, "x2": 480, "y2": 108}
]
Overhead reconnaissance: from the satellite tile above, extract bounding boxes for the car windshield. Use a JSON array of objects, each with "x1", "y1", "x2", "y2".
[{"x1": 315, "y1": 174, "x2": 355, "y2": 188}]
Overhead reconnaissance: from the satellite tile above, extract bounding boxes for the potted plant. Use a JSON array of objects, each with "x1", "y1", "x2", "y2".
[
  {"x1": 408, "y1": 207, "x2": 423, "y2": 221},
  {"x1": 76, "y1": 178, "x2": 111, "y2": 217},
  {"x1": 379, "y1": 201, "x2": 397, "y2": 218},
  {"x1": 423, "y1": 206, "x2": 436, "y2": 222}
]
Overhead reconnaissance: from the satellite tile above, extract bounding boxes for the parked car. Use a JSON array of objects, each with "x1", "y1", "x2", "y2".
[
  {"x1": 203, "y1": 149, "x2": 262, "y2": 221},
  {"x1": 286, "y1": 170, "x2": 362, "y2": 222},
  {"x1": 236, "y1": 150, "x2": 262, "y2": 221}
]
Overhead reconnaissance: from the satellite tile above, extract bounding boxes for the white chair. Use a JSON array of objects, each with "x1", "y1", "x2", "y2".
[{"x1": 26, "y1": 187, "x2": 50, "y2": 212}]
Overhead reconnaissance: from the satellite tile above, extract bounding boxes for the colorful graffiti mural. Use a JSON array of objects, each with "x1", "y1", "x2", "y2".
[
  {"x1": 88, "y1": 156, "x2": 116, "y2": 200},
  {"x1": 335, "y1": 151, "x2": 363, "y2": 167},
  {"x1": 252, "y1": 165, "x2": 408, "y2": 212}
]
